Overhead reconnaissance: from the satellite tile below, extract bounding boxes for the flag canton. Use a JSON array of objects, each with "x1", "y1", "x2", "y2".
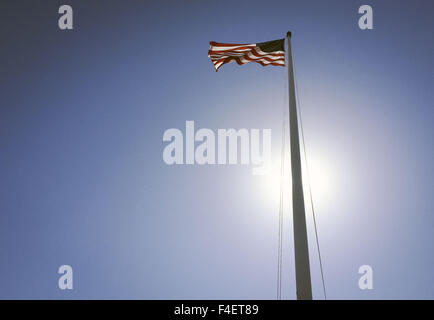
[{"x1": 257, "y1": 39, "x2": 285, "y2": 53}]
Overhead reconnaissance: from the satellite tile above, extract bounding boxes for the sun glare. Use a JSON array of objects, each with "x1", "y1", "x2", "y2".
[
  {"x1": 257, "y1": 150, "x2": 336, "y2": 210},
  {"x1": 302, "y1": 153, "x2": 336, "y2": 209}
]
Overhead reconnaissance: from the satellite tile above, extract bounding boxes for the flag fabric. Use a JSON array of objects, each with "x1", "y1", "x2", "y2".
[{"x1": 208, "y1": 39, "x2": 285, "y2": 71}]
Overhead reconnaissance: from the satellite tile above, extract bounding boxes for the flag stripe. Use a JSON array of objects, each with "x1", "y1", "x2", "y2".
[
  {"x1": 210, "y1": 52, "x2": 284, "y2": 59},
  {"x1": 209, "y1": 50, "x2": 284, "y2": 57},
  {"x1": 209, "y1": 41, "x2": 254, "y2": 47},
  {"x1": 209, "y1": 46, "x2": 256, "y2": 52},
  {"x1": 211, "y1": 54, "x2": 285, "y2": 63}
]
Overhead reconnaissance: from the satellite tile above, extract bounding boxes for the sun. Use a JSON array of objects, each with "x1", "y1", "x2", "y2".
[
  {"x1": 256, "y1": 155, "x2": 291, "y2": 207},
  {"x1": 301, "y1": 152, "x2": 336, "y2": 209},
  {"x1": 255, "y1": 148, "x2": 336, "y2": 210}
]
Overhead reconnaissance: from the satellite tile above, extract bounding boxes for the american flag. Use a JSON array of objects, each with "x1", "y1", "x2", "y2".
[{"x1": 208, "y1": 39, "x2": 285, "y2": 71}]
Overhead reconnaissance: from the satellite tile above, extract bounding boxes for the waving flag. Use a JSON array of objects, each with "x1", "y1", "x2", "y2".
[{"x1": 208, "y1": 39, "x2": 285, "y2": 71}]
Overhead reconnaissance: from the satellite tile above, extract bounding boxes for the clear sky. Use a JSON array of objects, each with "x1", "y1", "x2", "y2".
[{"x1": 0, "y1": 0, "x2": 433, "y2": 299}]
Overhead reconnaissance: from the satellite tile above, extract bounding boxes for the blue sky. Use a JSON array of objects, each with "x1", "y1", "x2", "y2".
[{"x1": 0, "y1": 0, "x2": 433, "y2": 299}]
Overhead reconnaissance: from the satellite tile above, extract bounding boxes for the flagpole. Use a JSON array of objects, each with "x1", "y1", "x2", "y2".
[{"x1": 286, "y1": 31, "x2": 313, "y2": 300}]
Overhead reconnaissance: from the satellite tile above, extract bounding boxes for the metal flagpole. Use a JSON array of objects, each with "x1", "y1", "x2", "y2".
[{"x1": 286, "y1": 31, "x2": 313, "y2": 300}]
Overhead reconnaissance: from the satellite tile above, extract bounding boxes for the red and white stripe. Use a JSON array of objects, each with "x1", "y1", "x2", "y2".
[{"x1": 208, "y1": 41, "x2": 285, "y2": 71}]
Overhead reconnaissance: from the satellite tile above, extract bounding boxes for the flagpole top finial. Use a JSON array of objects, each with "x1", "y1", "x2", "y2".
[{"x1": 286, "y1": 31, "x2": 292, "y2": 38}]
